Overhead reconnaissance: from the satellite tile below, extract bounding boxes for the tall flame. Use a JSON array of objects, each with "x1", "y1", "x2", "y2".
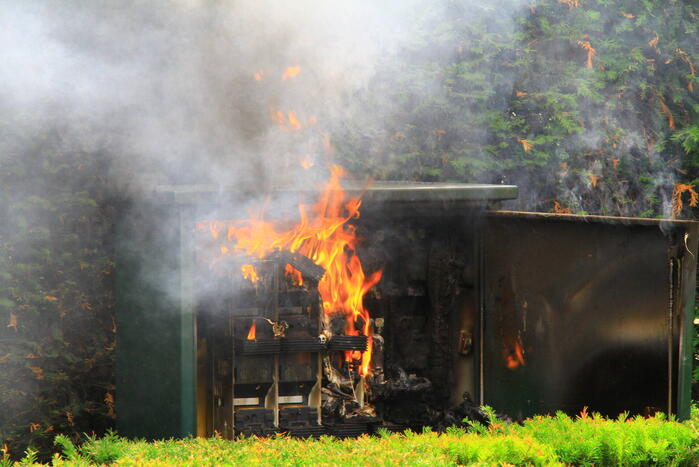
[
  {"x1": 198, "y1": 166, "x2": 382, "y2": 375},
  {"x1": 247, "y1": 321, "x2": 257, "y2": 340}
]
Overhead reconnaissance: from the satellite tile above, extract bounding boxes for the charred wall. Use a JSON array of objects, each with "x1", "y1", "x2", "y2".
[{"x1": 357, "y1": 203, "x2": 484, "y2": 430}]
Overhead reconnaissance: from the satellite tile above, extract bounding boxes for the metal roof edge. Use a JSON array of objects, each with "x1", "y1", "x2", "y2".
[
  {"x1": 152, "y1": 183, "x2": 519, "y2": 205},
  {"x1": 487, "y1": 210, "x2": 699, "y2": 227}
]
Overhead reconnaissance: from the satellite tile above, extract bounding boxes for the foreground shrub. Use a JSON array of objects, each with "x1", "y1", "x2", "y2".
[
  {"x1": 2, "y1": 411, "x2": 697, "y2": 466},
  {"x1": 515, "y1": 411, "x2": 699, "y2": 466}
]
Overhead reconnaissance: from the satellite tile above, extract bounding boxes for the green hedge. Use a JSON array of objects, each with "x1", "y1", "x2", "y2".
[
  {"x1": 4, "y1": 411, "x2": 699, "y2": 466},
  {"x1": 335, "y1": 0, "x2": 699, "y2": 217},
  {"x1": 0, "y1": 123, "x2": 117, "y2": 457}
]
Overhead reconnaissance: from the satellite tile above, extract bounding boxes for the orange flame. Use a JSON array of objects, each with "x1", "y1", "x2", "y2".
[
  {"x1": 209, "y1": 222, "x2": 221, "y2": 239},
  {"x1": 247, "y1": 321, "x2": 257, "y2": 340},
  {"x1": 505, "y1": 340, "x2": 526, "y2": 370},
  {"x1": 201, "y1": 166, "x2": 382, "y2": 376},
  {"x1": 241, "y1": 264, "x2": 260, "y2": 283},
  {"x1": 300, "y1": 155, "x2": 314, "y2": 170},
  {"x1": 287, "y1": 111, "x2": 302, "y2": 131},
  {"x1": 270, "y1": 108, "x2": 303, "y2": 131},
  {"x1": 253, "y1": 70, "x2": 264, "y2": 81},
  {"x1": 285, "y1": 264, "x2": 304, "y2": 286},
  {"x1": 271, "y1": 109, "x2": 286, "y2": 125},
  {"x1": 281, "y1": 66, "x2": 301, "y2": 80}
]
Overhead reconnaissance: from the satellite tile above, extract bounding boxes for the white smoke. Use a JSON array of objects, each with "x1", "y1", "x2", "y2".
[{"x1": 0, "y1": 0, "x2": 421, "y2": 193}]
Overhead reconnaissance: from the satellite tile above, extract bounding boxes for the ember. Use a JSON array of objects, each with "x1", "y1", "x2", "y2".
[{"x1": 281, "y1": 65, "x2": 301, "y2": 80}]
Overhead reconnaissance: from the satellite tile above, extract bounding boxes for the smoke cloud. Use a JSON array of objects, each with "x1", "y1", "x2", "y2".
[
  {"x1": 0, "y1": 0, "x2": 425, "y2": 194},
  {"x1": 2, "y1": 0, "x2": 689, "y2": 214}
]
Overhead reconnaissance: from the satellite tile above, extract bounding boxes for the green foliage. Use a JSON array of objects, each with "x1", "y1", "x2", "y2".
[
  {"x1": 53, "y1": 435, "x2": 79, "y2": 462},
  {"x1": 4, "y1": 413, "x2": 697, "y2": 466},
  {"x1": 79, "y1": 430, "x2": 124, "y2": 465},
  {"x1": 515, "y1": 411, "x2": 698, "y2": 465},
  {"x1": 16, "y1": 448, "x2": 37, "y2": 466},
  {"x1": 464, "y1": 404, "x2": 499, "y2": 435},
  {"x1": 672, "y1": 124, "x2": 699, "y2": 163},
  {"x1": 0, "y1": 121, "x2": 116, "y2": 459},
  {"x1": 336, "y1": 0, "x2": 699, "y2": 216}
]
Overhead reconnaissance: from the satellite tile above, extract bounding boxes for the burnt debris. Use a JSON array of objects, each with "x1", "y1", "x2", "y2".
[{"x1": 269, "y1": 250, "x2": 326, "y2": 283}]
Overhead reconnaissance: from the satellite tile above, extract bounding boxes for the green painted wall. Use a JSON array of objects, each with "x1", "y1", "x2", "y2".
[{"x1": 115, "y1": 202, "x2": 196, "y2": 439}]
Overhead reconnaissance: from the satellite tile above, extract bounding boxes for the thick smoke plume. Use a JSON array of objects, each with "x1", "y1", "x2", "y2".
[
  {"x1": 0, "y1": 0, "x2": 424, "y2": 193},
  {"x1": 0, "y1": 2, "x2": 431, "y2": 452},
  {"x1": 2, "y1": 0, "x2": 691, "y2": 214}
]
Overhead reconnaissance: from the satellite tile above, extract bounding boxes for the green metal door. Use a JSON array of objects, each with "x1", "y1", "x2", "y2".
[{"x1": 481, "y1": 211, "x2": 698, "y2": 421}]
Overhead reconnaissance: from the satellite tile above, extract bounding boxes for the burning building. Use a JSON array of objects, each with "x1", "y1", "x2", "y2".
[{"x1": 115, "y1": 167, "x2": 698, "y2": 439}]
